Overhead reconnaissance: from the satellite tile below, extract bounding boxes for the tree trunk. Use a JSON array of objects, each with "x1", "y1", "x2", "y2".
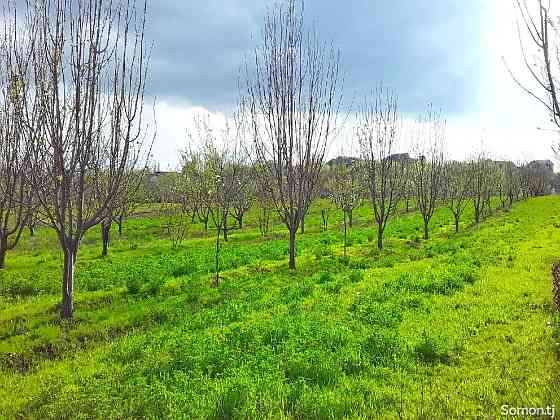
[
  {"x1": 223, "y1": 217, "x2": 228, "y2": 242},
  {"x1": 117, "y1": 216, "x2": 123, "y2": 236},
  {"x1": 289, "y1": 228, "x2": 297, "y2": 270},
  {"x1": 423, "y1": 220, "x2": 429, "y2": 240},
  {"x1": 204, "y1": 218, "x2": 209, "y2": 231},
  {"x1": 62, "y1": 246, "x2": 76, "y2": 319},
  {"x1": 29, "y1": 225, "x2": 34, "y2": 237},
  {"x1": 348, "y1": 210, "x2": 353, "y2": 228},
  {"x1": 474, "y1": 205, "x2": 481, "y2": 225},
  {"x1": 0, "y1": 235, "x2": 7, "y2": 269},
  {"x1": 377, "y1": 226, "x2": 384, "y2": 250},
  {"x1": 101, "y1": 223, "x2": 110, "y2": 257},
  {"x1": 405, "y1": 197, "x2": 410, "y2": 212},
  {"x1": 343, "y1": 212, "x2": 347, "y2": 258},
  {"x1": 454, "y1": 213, "x2": 460, "y2": 233},
  {"x1": 215, "y1": 228, "x2": 221, "y2": 287},
  {"x1": 300, "y1": 217, "x2": 305, "y2": 234},
  {"x1": 237, "y1": 214, "x2": 243, "y2": 229}
]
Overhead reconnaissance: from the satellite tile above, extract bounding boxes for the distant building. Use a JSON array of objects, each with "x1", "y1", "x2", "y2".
[
  {"x1": 387, "y1": 153, "x2": 413, "y2": 163},
  {"x1": 325, "y1": 156, "x2": 360, "y2": 167},
  {"x1": 528, "y1": 159, "x2": 554, "y2": 173}
]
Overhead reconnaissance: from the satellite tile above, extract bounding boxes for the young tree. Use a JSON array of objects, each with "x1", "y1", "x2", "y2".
[
  {"x1": 327, "y1": 161, "x2": 364, "y2": 257},
  {"x1": 159, "y1": 172, "x2": 191, "y2": 249},
  {"x1": 411, "y1": 106, "x2": 446, "y2": 240},
  {"x1": 504, "y1": 161, "x2": 522, "y2": 206},
  {"x1": 470, "y1": 150, "x2": 494, "y2": 225},
  {"x1": 444, "y1": 161, "x2": 471, "y2": 233},
  {"x1": 24, "y1": 0, "x2": 150, "y2": 318},
  {"x1": 357, "y1": 88, "x2": 406, "y2": 249},
  {"x1": 184, "y1": 113, "x2": 246, "y2": 286},
  {"x1": 244, "y1": 0, "x2": 342, "y2": 270},
  {"x1": 231, "y1": 166, "x2": 254, "y2": 230},
  {"x1": 254, "y1": 164, "x2": 274, "y2": 237},
  {"x1": 113, "y1": 172, "x2": 148, "y2": 236}
]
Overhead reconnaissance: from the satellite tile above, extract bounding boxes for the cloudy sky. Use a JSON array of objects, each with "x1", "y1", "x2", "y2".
[{"x1": 144, "y1": 0, "x2": 559, "y2": 169}]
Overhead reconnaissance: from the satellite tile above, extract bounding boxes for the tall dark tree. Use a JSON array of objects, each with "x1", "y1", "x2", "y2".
[
  {"x1": 357, "y1": 88, "x2": 406, "y2": 249},
  {"x1": 24, "y1": 0, "x2": 151, "y2": 318},
  {"x1": 244, "y1": 0, "x2": 343, "y2": 269}
]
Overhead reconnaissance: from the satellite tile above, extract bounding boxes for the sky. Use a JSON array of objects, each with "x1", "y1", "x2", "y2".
[{"x1": 143, "y1": 0, "x2": 560, "y2": 170}]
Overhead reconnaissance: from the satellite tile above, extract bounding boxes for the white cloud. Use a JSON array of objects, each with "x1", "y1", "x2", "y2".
[{"x1": 149, "y1": 0, "x2": 560, "y2": 170}]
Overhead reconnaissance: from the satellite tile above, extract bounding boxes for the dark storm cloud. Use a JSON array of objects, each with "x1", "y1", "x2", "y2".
[{"x1": 146, "y1": 0, "x2": 486, "y2": 115}]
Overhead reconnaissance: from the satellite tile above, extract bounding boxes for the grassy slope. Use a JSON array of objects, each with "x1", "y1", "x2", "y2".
[{"x1": 0, "y1": 197, "x2": 559, "y2": 418}]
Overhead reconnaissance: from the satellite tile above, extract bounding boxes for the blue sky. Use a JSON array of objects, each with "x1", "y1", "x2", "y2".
[{"x1": 145, "y1": 0, "x2": 559, "y2": 168}]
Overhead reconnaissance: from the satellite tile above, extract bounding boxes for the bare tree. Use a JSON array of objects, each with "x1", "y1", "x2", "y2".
[
  {"x1": 23, "y1": 0, "x2": 150, "y2": 318},
  {"x1": 113, "y1": 171, "x2": 148, "y2": 236},
  {"x1": 159, "y1": 172, "x2": 191, "y2": 249},
  {"x1": 0, "y1": 5, "x2": 34, "y2": 268},
  {"x1": 243, "y1": 0, "x2": 342, "y2": 270},
  {"x1": 509, "y1": 1, "x2": 560, "y2": 151},
  {"x1": 504, "y1": 161, "x2": 522, "y2": 206},
  {"x1": 411, "y1": 106, "x2": 446, "y2": 240},
  {"x1": 254, "y1": 164, "x2": 274, "y2": 237},
  {"x1": 357, "y1": 88, "x2": 406, "y2": 249},
  {"x1": 184, "y1": 113, "x2": 247, "y2": 286},
  {"x1": 327, "y1": 161, "x2": 364, "y2": 257},
  {"x1": 470, "y1": 150, "x2": 494, "y2": 225},
  {"x1": 231, "y1": 165, "x2": 254, "y2": 230},
  {"x1": 444, "y1": 161, "x2": 472, "y2": 233}
]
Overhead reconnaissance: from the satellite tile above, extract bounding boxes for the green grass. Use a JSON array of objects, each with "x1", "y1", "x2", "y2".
[{"x1": 0, "y1": 197, "x2": 559, "y2": 418}]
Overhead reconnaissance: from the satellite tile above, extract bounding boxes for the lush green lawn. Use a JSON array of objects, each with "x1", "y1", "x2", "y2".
[{"x1": 0, "y1": 197, "x2": 559, "y2": 418}]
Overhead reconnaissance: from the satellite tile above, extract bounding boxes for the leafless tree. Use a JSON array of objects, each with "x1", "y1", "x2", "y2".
[
  {"x1": 231, "y1": 165, "x2": 254, "y2": 230},
  {"x1": 243, "y1": 0, "x2": 343, "y2": 269},
  {"x1": 444, "y1": 161, "x2": 472, "y2": 233},
  {"x1": 509, "y1": 1, "x2": 560, "y2": 153},
  {"x1": 113, "y1": 171, "x2": 148, "y2": 236},
  {"x1": 159, "y1": 172, "x2": 191, "y2": 249},
  {"x1": 184, "y1": 112, "x2": 247, "y2": 286},
  {"x1": 504, "y1": 161, "x2": 522, "y2": 206},
  {"x1": 526, "y1": 160, "x2": 553, "y2": 195},
  {"x1": 327, "y1": 161, "x2": 364, "y2": 257},
  {"x1": 23, "y1": 0, "x2": 151, "y2": 318},
  {"x1": 470, "y1": 150, "x2": 494, "y2": 225},
  {"x1": 0, "y1": 4, "x2": 34, "y2": 268},
  {"x1": 357, "y1": 88, "x2": 406, "y2": 249},
  {"x1": 411, "y1": 105, "x2": 446, "y2": 240},
  {"x1": 254, "y1": 164, "x2": 274, "y2": 237}
]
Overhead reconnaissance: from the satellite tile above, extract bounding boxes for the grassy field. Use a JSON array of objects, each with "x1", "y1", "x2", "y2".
[{"x1": 0, "y1": 196, "x2": 559, "y2": 418}]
